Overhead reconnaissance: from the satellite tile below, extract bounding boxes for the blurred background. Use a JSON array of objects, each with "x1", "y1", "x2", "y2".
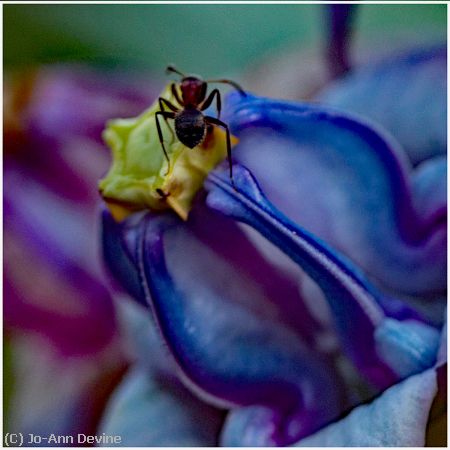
[
  {"x1": 3, "y1": 3, "x2": 446, "y2": 446},
  {"x1": 4, "y1": 4, "x2": 446, "y2": 88}
]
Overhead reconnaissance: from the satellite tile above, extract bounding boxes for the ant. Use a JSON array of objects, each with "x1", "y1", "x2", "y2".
[{"x1": 155, "y1": 65, "x2": 247, "y2": 184}]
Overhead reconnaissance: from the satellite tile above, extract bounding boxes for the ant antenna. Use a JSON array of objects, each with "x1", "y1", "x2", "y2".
[
  {"x1": 206, "y1": 79, "x2": 247, "y2": 97},
  {"x1": 166, "y1": 65, "x2": 186, "y2": 78}
]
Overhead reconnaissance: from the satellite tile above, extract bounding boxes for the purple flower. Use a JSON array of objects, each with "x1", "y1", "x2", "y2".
[
  {"x1": 99, "y1": 43, "x2": 446, "y2": 446},
  {"x1": 4, "y1": 7, "x2": 446, "y2": 446}
]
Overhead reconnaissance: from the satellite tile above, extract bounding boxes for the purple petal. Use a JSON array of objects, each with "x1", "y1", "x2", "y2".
[
  {"x1": 6, "y1": 66, "x2": 156, "y2": 204},
  {"x1": 318, "y1": 46, "x2": 446, "y2": 165},
  {"x1": 205, "y1": 163, "x2": 440, "y2": 387},
  {"x1": 25, "y1": 65, "x2": 155, "y2": 145},
  {"x1": 222, "y1": 92, "x2": 446, "y2": 301},
  {"x1": 4, "y1": 169, "x2": 117, "y2": 356}
]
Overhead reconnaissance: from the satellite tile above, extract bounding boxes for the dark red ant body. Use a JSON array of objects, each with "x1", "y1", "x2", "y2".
[{"x1": 155, "y1": 65, "x2": 246, "y2": 183}]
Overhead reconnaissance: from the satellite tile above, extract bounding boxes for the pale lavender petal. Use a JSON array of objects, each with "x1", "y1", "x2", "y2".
[
  {"x1": 98, "y1": 368, "x2": 224, "y2": 447},
  {"x1": 293, "y1": 368, "x2": 439, "y2": 447},
  {"x1": 318, "y1": 46, "x2": 446, "y2": 164}
]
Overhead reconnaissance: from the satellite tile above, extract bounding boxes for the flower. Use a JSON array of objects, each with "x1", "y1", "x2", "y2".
[
  {"x1": 99, "y1": 42, "x2": 446, "y2": 446},
  {"x1": 4, "y1": 6, "x2": 446, "y2": 447}
]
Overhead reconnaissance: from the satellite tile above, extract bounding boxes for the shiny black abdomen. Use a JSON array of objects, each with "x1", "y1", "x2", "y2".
[{"x1": 174, "y1": 108, "x2": 206, "y2": 149}]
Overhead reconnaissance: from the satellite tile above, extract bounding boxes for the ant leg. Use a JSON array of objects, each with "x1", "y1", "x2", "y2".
[
  {"x1": 200, "y1": 89, "x2": 221, "y2": 119},
  {"x1": 205, "y1": 116, "x2": 235, "y2": 188},
  {"x1": 206, "y1": 79, "x2": 247, "y2": 97},
  {"x1": 170, "y1": 83, "x2": 184, "y2": 107},
  {"x1": 158, "y1": 97, "x2": 178, "y2": 144},
  {"x1": 155, "y1": 111, "x2": 175, "y2": 175},
  {"x1": 158, "y1": 97, "x2": 178, "y2": 112}
]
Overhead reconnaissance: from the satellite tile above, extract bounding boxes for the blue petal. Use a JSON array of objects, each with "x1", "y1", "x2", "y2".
[
  {"x1": 110, "y1": 210, "x2": 346, "y2": 445},
  {"x1": 206, "y1": 163, "x2": 440, "y2": 387},
  {"x1": 318, "y1": 46, "x2": 446, "y2": 165},
  {"x1": 293, "y1": 368, "x2": 439, "y2": 446}
]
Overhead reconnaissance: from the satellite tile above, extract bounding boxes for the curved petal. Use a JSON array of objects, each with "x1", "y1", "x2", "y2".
[
  {"x1": 318, "y1": 46, "x2": 446, "y2": 165},
  {"x1": 293, "y1": 367, "x2": 439, "y2": 447},
  {"x1": 102, "y1": 202, "x2": 325, "y2": 344},
  {"x1": 102, "y1": 209, "x2": 345, "y2": 445},
  {"x1": 222, "y1": 92, "x2": 446, "y2": 300},
  {"x1": 205, "y1": 163, "x2": 440, "y2": 387}
]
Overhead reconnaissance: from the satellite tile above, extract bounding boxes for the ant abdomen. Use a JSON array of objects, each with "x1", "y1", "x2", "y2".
[{"x1": 175, "y1": 109, "x2": 206, "y2": 149}]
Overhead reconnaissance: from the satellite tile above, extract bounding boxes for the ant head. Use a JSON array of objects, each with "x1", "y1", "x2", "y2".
[
  {"x1": 166, "y1": 65, "x2": 207, "y2": 106},
  {"x1": 180, "y1": 76, "x2": 207, "y2": 106}
]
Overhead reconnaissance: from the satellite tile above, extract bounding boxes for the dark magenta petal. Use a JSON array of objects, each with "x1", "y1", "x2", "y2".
[
  {"x1": 7, "y1": 335, "x2": 125, "y2": 444},
  {"x1": 6, "y1": 66, "x2": 156, "y2": 204},
  {"x1": 222, "y1": 92, "x2": 446, "y2": 301},
  {"x1": 205, "y1": 163, "x2": 440, "y2": 388},
  {"x1": 4, "y1": 169, "x2": 117, "y2": 356},
  {"x1": 103, "y1": 209, "x2": 346, "y2": 445},
  {"x1": 319, "y1": 46, "x2": 446, "y2": 165}
]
